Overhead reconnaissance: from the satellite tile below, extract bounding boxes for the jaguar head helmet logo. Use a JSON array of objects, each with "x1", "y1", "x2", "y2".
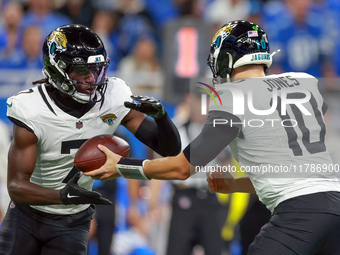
[{"x1": 47, "y1": 31, "x2": 67, "y2": 59}]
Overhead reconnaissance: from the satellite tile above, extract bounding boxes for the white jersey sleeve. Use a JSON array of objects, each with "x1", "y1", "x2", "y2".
[
  {"x1": 210, "y1": 72, "x2": 340, "y2": 212},
  {"x1": 6, "y1": 77, "x2": 132, "y2": 215}
]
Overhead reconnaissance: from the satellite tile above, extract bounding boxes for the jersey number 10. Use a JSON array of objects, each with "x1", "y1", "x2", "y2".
[{"x1": 273, "y1": 92, "x2": 326, "y2": 156}]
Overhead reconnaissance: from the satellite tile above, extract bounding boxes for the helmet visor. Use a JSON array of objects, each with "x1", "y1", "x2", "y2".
[{"x1": 69, "y1": 62, "x2": 108, "y2": 86}]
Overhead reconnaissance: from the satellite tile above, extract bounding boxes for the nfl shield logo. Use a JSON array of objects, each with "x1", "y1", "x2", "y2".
[{"x1": 76, "y1": 121, "x2": 83, "y2": 129}]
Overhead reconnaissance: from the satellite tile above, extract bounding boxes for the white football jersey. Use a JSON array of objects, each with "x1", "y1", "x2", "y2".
[
  {"x1": 7, "y1": 77, "x2": 132, "y2": 215},
  {"x1": 209, "y1": 72, "x2": 340, "y2": 212}
]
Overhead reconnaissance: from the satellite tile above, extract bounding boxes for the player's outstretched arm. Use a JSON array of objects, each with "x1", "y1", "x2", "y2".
[
  {"x1": 122, "y1": 95, "x2": 181, "y2": 157},
  {"x1": 206, "y1": 171, "x2": 256, "y2": 194},
  {"x1": 84, "y1": 145, "x2": 192, "y2": 181},
  {"x1": 85, "y1": 110, "x2": 241, "y2": 181}
]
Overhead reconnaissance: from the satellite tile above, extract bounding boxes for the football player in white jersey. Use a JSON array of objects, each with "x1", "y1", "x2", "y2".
[
  {"x1": 0, "y1": 24, "x2": 181, "y2": 255},
  {"x1": 86, "y1": 20, "x2": 340, "y2": 254}
]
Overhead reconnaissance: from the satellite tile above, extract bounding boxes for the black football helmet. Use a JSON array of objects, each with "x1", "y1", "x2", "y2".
[
  {"x1": 207, "y1": 20, "x2": 278, "y2": 84},
  {"x1": 42, "y1": 24, "x2": 110, "y2": 103}
]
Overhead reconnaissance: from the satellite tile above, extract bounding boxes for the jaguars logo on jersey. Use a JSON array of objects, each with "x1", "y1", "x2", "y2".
[{"x1": 101, "y1": 114, "x2": 117, "y2": 126}]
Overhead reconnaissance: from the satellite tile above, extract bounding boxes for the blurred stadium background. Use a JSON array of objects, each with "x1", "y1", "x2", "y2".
[{"x1": 1, "y1": 0, "x2": 340, "y2": 255}]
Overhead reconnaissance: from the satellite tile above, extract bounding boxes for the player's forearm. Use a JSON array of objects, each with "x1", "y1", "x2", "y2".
[
  {"x1": 143, "y1": 152, "x2": 191, "y2": 180},
  {"x1": 8, "y1": 180, "x2": 63, "y2": 205},
  {"x1": 86, "y1": 148, "x2": 191, "y2": 181},
  {"x1": 7, "y1": 142, "x2": 63, "y2": 204},
  {"x1": 153, "y1": 112, "x2": 181, "y2": 156},
  {"x1": 134, "y1": 113, "x2": 181, "y2": 157}
]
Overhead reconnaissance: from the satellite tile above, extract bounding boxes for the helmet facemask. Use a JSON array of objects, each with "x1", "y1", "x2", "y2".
[
  {"x1": 207, "y1": 45, "x2": 234, "y2": 84},
  {"x1": 42, "y1": 60, "x2": 109, "y2": 104},
  {"x1": 64, "y1": 62, "x2": 109, "y2": 104}
]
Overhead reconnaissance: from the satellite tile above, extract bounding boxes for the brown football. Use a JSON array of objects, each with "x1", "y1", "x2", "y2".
[{"x1": 74, "y1": 134, "x2": 130, "y2": 172}]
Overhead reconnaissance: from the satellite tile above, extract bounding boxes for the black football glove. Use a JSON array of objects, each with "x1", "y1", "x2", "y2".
[
  {"x1": 124, "y1": 95, "x2": 166, "y2": 120},
  {"x1": 60, "y1": 172, "x2": 112, "y2": 205}
]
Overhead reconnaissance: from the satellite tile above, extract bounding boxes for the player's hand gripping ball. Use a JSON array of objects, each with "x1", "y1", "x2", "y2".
[{"x1": 74, "y1": 134, "x2": 130, "y2": 172}]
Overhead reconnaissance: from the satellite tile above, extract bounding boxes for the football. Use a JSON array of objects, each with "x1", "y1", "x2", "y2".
[{"x1": 74, "y1": 134, "x2": 130, "y2": 172}]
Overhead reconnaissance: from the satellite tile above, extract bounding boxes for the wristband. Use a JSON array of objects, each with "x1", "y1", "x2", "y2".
[{"x1": 116, "y1": 158, "x2": 150, "y2": 180}]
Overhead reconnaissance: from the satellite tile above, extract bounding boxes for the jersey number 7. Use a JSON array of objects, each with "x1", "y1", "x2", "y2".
[{"x1": 61, "y1": 139, "x2": 88, "y2": 183}]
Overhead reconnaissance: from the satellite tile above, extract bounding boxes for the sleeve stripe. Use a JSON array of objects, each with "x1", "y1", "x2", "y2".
[
  {"x1": 38, "y1": 85, "x2": 57, "y2": 116},
  {"x1": 8, "y1": 116, "x2": 34, "y2": 133}
]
